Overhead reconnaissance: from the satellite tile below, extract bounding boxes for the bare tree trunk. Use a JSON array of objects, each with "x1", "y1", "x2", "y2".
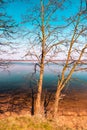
[
  {"x1": 53, "y1": 86, "x2": 61, "y2": 118},
  {"x1": 34, "y1": 0, "x2": 45, "y2": 116},
  {"x1": 35, "y1": 55, "x2": 45, "y2": 115}
]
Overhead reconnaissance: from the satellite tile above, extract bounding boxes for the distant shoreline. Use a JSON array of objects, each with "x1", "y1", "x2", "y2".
[{"x1": 0, "y1": 59, "x2": 87, "y2": 64}]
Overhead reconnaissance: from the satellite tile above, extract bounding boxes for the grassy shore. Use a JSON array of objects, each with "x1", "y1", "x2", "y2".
[
  {"x1": 0, "y1": 114, "x2": 87, "y2": 130},
  {"x1": 0, "y1": 115, "x2": 69, "y2": 130}
]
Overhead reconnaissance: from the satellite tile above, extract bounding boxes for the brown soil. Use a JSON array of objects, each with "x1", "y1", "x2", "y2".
[
  {"x1": 0, "y1": 87, "x2": 87, "y2": 129},
  {"x1": 0, "y1": 87, "x2": 87, "y2": 116}
]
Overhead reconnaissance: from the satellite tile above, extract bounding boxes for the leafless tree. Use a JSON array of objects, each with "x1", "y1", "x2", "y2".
[
  {"x1": 53, "y1": 0, "x2": 87, "y2": 117},
  {"x1": 0, "y1": 0, "x2": 17, "y2": 67},
  {"x1": 22, "y1": 0, "x2": 72, "y2": 116},
  {"x1": 21, "y1": 0, "x2": 87, "y2": 117}
]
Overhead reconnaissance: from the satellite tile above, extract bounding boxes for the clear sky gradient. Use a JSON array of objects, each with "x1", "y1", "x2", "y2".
[
  {"x1": 6, "y1": 0, "x2": 82, "y2": 24},
  {"x1": 0, "y1": 0, "x2": 87, "y2": 60}
]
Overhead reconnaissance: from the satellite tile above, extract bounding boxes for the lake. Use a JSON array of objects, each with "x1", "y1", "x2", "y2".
[{"x1": 0, "y1": 61, "x2": 87, "y2": 93}]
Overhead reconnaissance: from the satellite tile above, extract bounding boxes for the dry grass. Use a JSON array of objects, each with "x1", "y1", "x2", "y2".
[
  {"x1": 0, "y1": 114, "x2": 87, "y2": 130},
  {"x1": 0, "y1": 114, "x2": 71, "y2": 130}
]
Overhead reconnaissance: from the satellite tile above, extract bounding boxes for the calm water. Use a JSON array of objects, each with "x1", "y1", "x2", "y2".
[{"x1": 0, "y1": 62, "x2": 87, "y2": 93}]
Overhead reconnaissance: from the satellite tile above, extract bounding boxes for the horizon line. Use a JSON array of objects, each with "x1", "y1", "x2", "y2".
[{"x1": 0, "y1": 59, "x2": 87, "y2": 62}]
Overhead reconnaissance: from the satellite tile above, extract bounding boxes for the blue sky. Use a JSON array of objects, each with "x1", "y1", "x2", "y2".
[
  {"x1": 5, "y1": 0, "x2": 86, "y2": 38},
  {"x1": 6, "y1": 0, "x2": 83, "y2": 25},
  {"x1": 0, "y1": 0, "x2": 87, "y2": 60},
  {"x1": 6, "y1": 0, "x2": 29, "y2": 24}
]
